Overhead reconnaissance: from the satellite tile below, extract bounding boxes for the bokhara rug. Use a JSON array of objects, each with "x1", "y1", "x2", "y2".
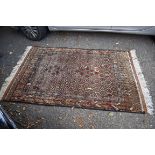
[{"x1": 0, "y1": 46, "x2": 153, "y2": 114}]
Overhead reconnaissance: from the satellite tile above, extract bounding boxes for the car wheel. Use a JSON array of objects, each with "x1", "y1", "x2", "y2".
[{"x1": 20, "y1": 26, "x2": 48, "y2": 41}]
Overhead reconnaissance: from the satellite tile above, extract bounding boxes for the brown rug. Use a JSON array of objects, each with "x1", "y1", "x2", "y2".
[{"x1": 0, "y1": 46, "x2": 153, "y2": 114}]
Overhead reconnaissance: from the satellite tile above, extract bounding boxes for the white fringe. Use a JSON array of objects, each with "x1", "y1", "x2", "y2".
[
  {"x1": 0, "y1": 46, "x2": 32, "y2": 100},
  {"x1": 129, "y1": 49, "x2": 154, "y2": 115}
]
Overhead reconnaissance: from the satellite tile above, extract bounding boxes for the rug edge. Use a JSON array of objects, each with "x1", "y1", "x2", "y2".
[
  {"x1": 0, "y1": 46, "x2": 32, "y2": 100},
  {"x1": 129, "y1": 49, "x2": 154, "y2": 115}
]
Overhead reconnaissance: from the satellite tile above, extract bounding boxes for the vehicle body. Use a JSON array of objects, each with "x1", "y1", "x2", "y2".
[
  {"x1": 19, "y1": 26, "x2": 155, "y2": 41},
  {"x1": 48, "y1": 26, "x2": 155, "y2": 35},
  {"x1": 0, "y1": 105, "x2": 17, "y2": 129}
]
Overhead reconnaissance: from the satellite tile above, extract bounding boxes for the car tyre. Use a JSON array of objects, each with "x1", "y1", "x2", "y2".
[{"x1": 20, "y1": 26, "x2": 48, "y2": 41}]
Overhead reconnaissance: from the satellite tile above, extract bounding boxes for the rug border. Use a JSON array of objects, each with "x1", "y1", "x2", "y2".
[
  {"x1": 0, "y1": 46, "x2": 32, "y2": 100},
  {"x1": 31, "y1": 46, "x2": 129, "y2": 53},
  {"x1": 129, "y1": 49, "x2": 153, "y2": 115}
]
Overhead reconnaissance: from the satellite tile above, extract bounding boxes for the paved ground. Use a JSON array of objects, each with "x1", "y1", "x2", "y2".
[{"x1": 0, "y1": 27, "x2": 155, "y2": 129}]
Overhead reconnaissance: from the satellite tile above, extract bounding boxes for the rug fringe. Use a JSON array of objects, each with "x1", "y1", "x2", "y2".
[
  {"x1": 129, "y1": 49, "x2": 154, "y2": 115},
  {"x1": 0, "y1": 46, "x2": 32, "y2": 100}
]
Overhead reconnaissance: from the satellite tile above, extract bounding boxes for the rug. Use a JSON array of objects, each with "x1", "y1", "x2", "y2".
[{"x1": 0, "y1": 46, "x2": 153, "y2": 114}]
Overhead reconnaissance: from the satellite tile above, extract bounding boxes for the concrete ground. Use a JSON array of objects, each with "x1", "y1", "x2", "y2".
[{"x1": 0, "y1": 26, "x2": 155, "y2": 129}]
